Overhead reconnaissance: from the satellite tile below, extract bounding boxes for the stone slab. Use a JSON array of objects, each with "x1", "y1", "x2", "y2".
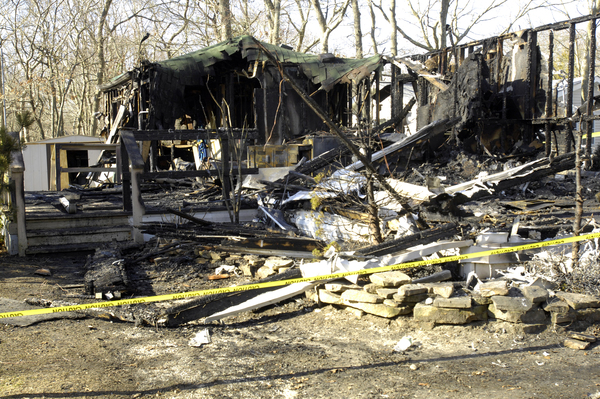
[
  {"x1": 433, "y1": 296, "x2": 472, "y2": 309},
  {"x1": 341, "y1": 289, "x2": 383, "y2": 304},
  {"x1": 568, "y1": 332, "x2": 597, "y2": 342},
  {"x1": 343, "y1": 300, "x2": 403, "y2": 318},
  {"x1": 363, "y1": 284, "x2": 379, "y2": 294},
  {"x1": 369, "y1": 271, "x2": 411, "y2": 287},
  {"x1": 574, "y1": 308, "x2": 600, "y2": 323},
  {"x1": 555, "y1": 292, "x2": 600, "y2": 310},
  {"x1": 413, "y1": 303, "x2": 487, "y2": 325},
  {"x1": 432, "y1": 283, "x2": 455, "y2": 299},
  {"x1": 319, "y1": 290, "x2": 343, "y2": 305},
  {"x1": 376, "y1": 288, "x2": 399, "y2": 299},
  {"x1": 256, "y1": 265, "x2": 276, "y2": 279},
  {"x1": 324, "y1": 281, "x2": 361, "y2": 293},
  {"x1": 488, "y1": 303, "x2": 546, "y2": 324},
  {"x1": 477, "y1": 280, "x2": 509, "y2": 297},
  {"x1": 551, "y1": 310, "x2": 576, "y2": 324},
  {"x1": 491, "y1": 296, "x2": 534, "y2": 312},
  {"x1": 264, "y1": 257, "x2": 294, "y2": 270},
  {"x1": 382, "y1": 300, "x2": 414, "y2": 315},
  {"x1": 543, "y1": 299, "x2": 570, "y2": 314},
  {"x1": 392, "y1": 293, "x2": 429, "y2": 304},
  {"x1": 564, "y1": 338, "x2": 591, "y2": 350},
  {"x1": 519, "y1": 286, "x2": 549, "y2": 303},
  {"x1": 398, "y1": 284, "x2": 428, "y2": 297}
]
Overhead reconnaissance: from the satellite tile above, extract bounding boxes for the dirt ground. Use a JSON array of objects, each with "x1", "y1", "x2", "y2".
[{"x1": 1, "y1": 250, "x2": 600, "y2": 399}]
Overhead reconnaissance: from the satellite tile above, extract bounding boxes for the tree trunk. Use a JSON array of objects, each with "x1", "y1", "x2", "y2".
[
  {"x1": 368, "y1": 0, "x2": 378, "y2": 54},
  {"x1": 311, "y1": 0, "x2": 329, "y2": 53},
  {"x1": 581, "y1": 0, "x2": 600, "y2": 104},
  {"x1": 91, "y1": 0, "x2": 113, "y2": 138},
  {"x1": 367, "y1": 172, "x2": 383, "y2": 245},
  {"x1": 220, "y1": 0, "x2": 232, "y2": 41},
  {"x1": 351, "y1": 0, "x2": 363, "y2": 59},
  {"x1": 265, "y1": 0, "x2": 282, "y2": 45},
  {"x1": 389, "y1": 0, "x2": 397, "y2": 56},
  {"x1": 572, "y1": 125, "x2": 583, "y2": 267},
  {"x1": 439, "y1": 0, "x2": 449, "y2": 50}
]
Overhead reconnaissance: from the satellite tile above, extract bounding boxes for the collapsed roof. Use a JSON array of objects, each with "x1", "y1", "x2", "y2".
[{"x1": 101, "y1": 36, "x2": 383, "y2": 145}]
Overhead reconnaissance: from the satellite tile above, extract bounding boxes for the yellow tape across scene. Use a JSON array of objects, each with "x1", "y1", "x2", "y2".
[{"x1": 2, "y1": 232, "x2": 599, "y2": 320}]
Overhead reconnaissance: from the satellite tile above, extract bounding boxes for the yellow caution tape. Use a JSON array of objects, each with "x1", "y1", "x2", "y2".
[{"x1": 2, "y1": 231, "x2": 599, "y2": 320}]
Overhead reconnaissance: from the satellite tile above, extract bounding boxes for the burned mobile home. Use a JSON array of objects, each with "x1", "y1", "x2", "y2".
[
  {"x1": 99, "y1": 35, "x2": 384, "y2": 169},
  {"x1": 2, "y1": 14, "x2": 598, "y2": 257},
  {"x1": 4, "y1": 16, "x2": 600, "y2": 349}
]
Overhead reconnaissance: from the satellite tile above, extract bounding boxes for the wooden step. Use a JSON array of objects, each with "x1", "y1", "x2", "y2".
[
  {"x1": 25, "y1": 213, "x2": 130, "y2": 231},
  {"x1": 25, "y1": 225, "x2": 132, "y2": 248}
]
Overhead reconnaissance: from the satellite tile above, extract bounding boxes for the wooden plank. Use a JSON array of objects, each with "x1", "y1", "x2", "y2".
[
  {"x1": 119, "y1": 130, "x2": 145, "y2": 168},
  {"x1": 60, "y1": 167, "x2": 117, "y2": 173},
  {"x1": 167, "y1": 208, "x2": 212, "y2": 226},
  {"x1": 204, "y1": 282, "x2": 319, "y2": 323},
  {"x1": 134, "y1": 168, "x2": 258, "y2": 180},
  {"x1": 106, "y1": 105, "x2": 126, "y2": 145},
  {"x1": 127, "y1": 128, "x2": 259, "y2": 141},
  {"x1": 59, "y1": 197, "x2": 77, "y2": 214}
]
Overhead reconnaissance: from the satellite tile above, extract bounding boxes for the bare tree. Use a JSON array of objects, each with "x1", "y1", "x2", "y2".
[
  {"x1": 220, "y1": 0, "x2": 233, "y2": 41},
  {"x1": 367, "y1": 0, "x2": 379, "y2": 54},
  {"x1": 287, "y1": 0, "x2": 320, "y2": 52},
  {"x1": 310, "y1": 0, "x2": 351, "y2": 53},
  {"x1": 374, "y1": 0, "x2": 570, "y2": 52},
  {"x1": 264, "y1": 0, "x2": 282, "y2": 44},
  {"x1": 351, "y1": 0, "x2": 363, "y2": 58},
  {"x1": 581, "y1": 0, "x2": 600, "y2": 103}
]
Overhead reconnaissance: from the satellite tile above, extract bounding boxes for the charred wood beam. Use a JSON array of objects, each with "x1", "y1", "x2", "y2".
[
  {"x1": 373, "y1": 97, "x2": 416, "y2": 135},
  {"x1": 277, "y1": 97, "x2": 417, "y2": 183},
  {"x1": 120, "y1": 130, "x2": 145, "y2": 168},
  {"x1": 160, "y1": 268, "x2": 303, "y2": 326},
  {"x1": 355, "y1": 222, "x2": 460, "y2": 257},
  {"x1": 289, "y1": 170, "x2": 317, "y2": 184},
  {"x1": 565, "y1": 23, "x2": 576, "y2": 152},
  {"x1": 258, "y1": 180, "x2": 308, "y2": 191},
  {"x1": 545, "y1": 30, "x2": 554, "y2": 156},
  {"x1": 586, "y1": 18, "x2": 597, "y2": 160},
  {"x1": 167, "y1": 208, "x2": 212, "y2": 226},
  {"x1": 122, "y1": 168, "x2": 259, "y2": 180},
  {"x1": 124, "y1": 127, "x2": 259, "y2": 140},
  {"x1": 284, "y1": 146, "x2": 349, "y2": 183},
  {"x1": 442, "y1": 153, "x2": 576, "y2": 209},
  {"x1": 253, "y1": 38, "x2": 421, "y2": 213}
]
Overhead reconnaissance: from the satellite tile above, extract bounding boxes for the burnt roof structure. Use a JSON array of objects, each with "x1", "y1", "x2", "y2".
[{"x1": 101, "y1": 35, "x2": 383, "y2": 145}]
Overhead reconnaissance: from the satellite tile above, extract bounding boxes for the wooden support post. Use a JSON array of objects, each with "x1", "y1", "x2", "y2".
[
  {"x1": 120, "y1": 128, "x2": 148, "y2": 244},
  {"x1": 565, "y1": 23, "x2": 576, "y2": 153},
  {"x1": 9, "y1": 132, "x2": 27, "y2": 256},
  {"x1": 545, "y1": 30, "x2": 554, "y2": 157},
  {"x1": 14, "y1": 168, "x2": 26, "y2": 256},
  {"x1": 585, "y1": 18, "x2": 597, "y2": 163},
  {"x1": 130, "y1": 165, "x2": 145, "y2": 244},
  {"x1": 524, "y1": 29, "x2": 537, "y2": 144},
  {"x1": 221, "y1": 134, "x2": 231, "y2": 202},
  {"x1": 252, "y1": 38, "x2": 422, "y2": 213},
  {"x1": 120, "y1": 139, "x2": 132, "y2": 211}
]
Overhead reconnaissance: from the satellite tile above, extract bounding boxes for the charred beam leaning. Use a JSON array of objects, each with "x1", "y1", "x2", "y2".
[{"x1": 253, "y1": 38, "x2": 425, "y2": 214}]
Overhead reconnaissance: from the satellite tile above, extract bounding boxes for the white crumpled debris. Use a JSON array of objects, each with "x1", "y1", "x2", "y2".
[
  {"x1": 393, "y1": 336, "x2": 413, "y2": 352},
  {"x1": 189, "y1": 329, "x2": 211, "y2": 347}
]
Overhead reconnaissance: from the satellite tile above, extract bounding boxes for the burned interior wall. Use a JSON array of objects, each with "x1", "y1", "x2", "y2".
[{"x1": 413, "y1": 30, "x2": 548, "y2": 154}]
